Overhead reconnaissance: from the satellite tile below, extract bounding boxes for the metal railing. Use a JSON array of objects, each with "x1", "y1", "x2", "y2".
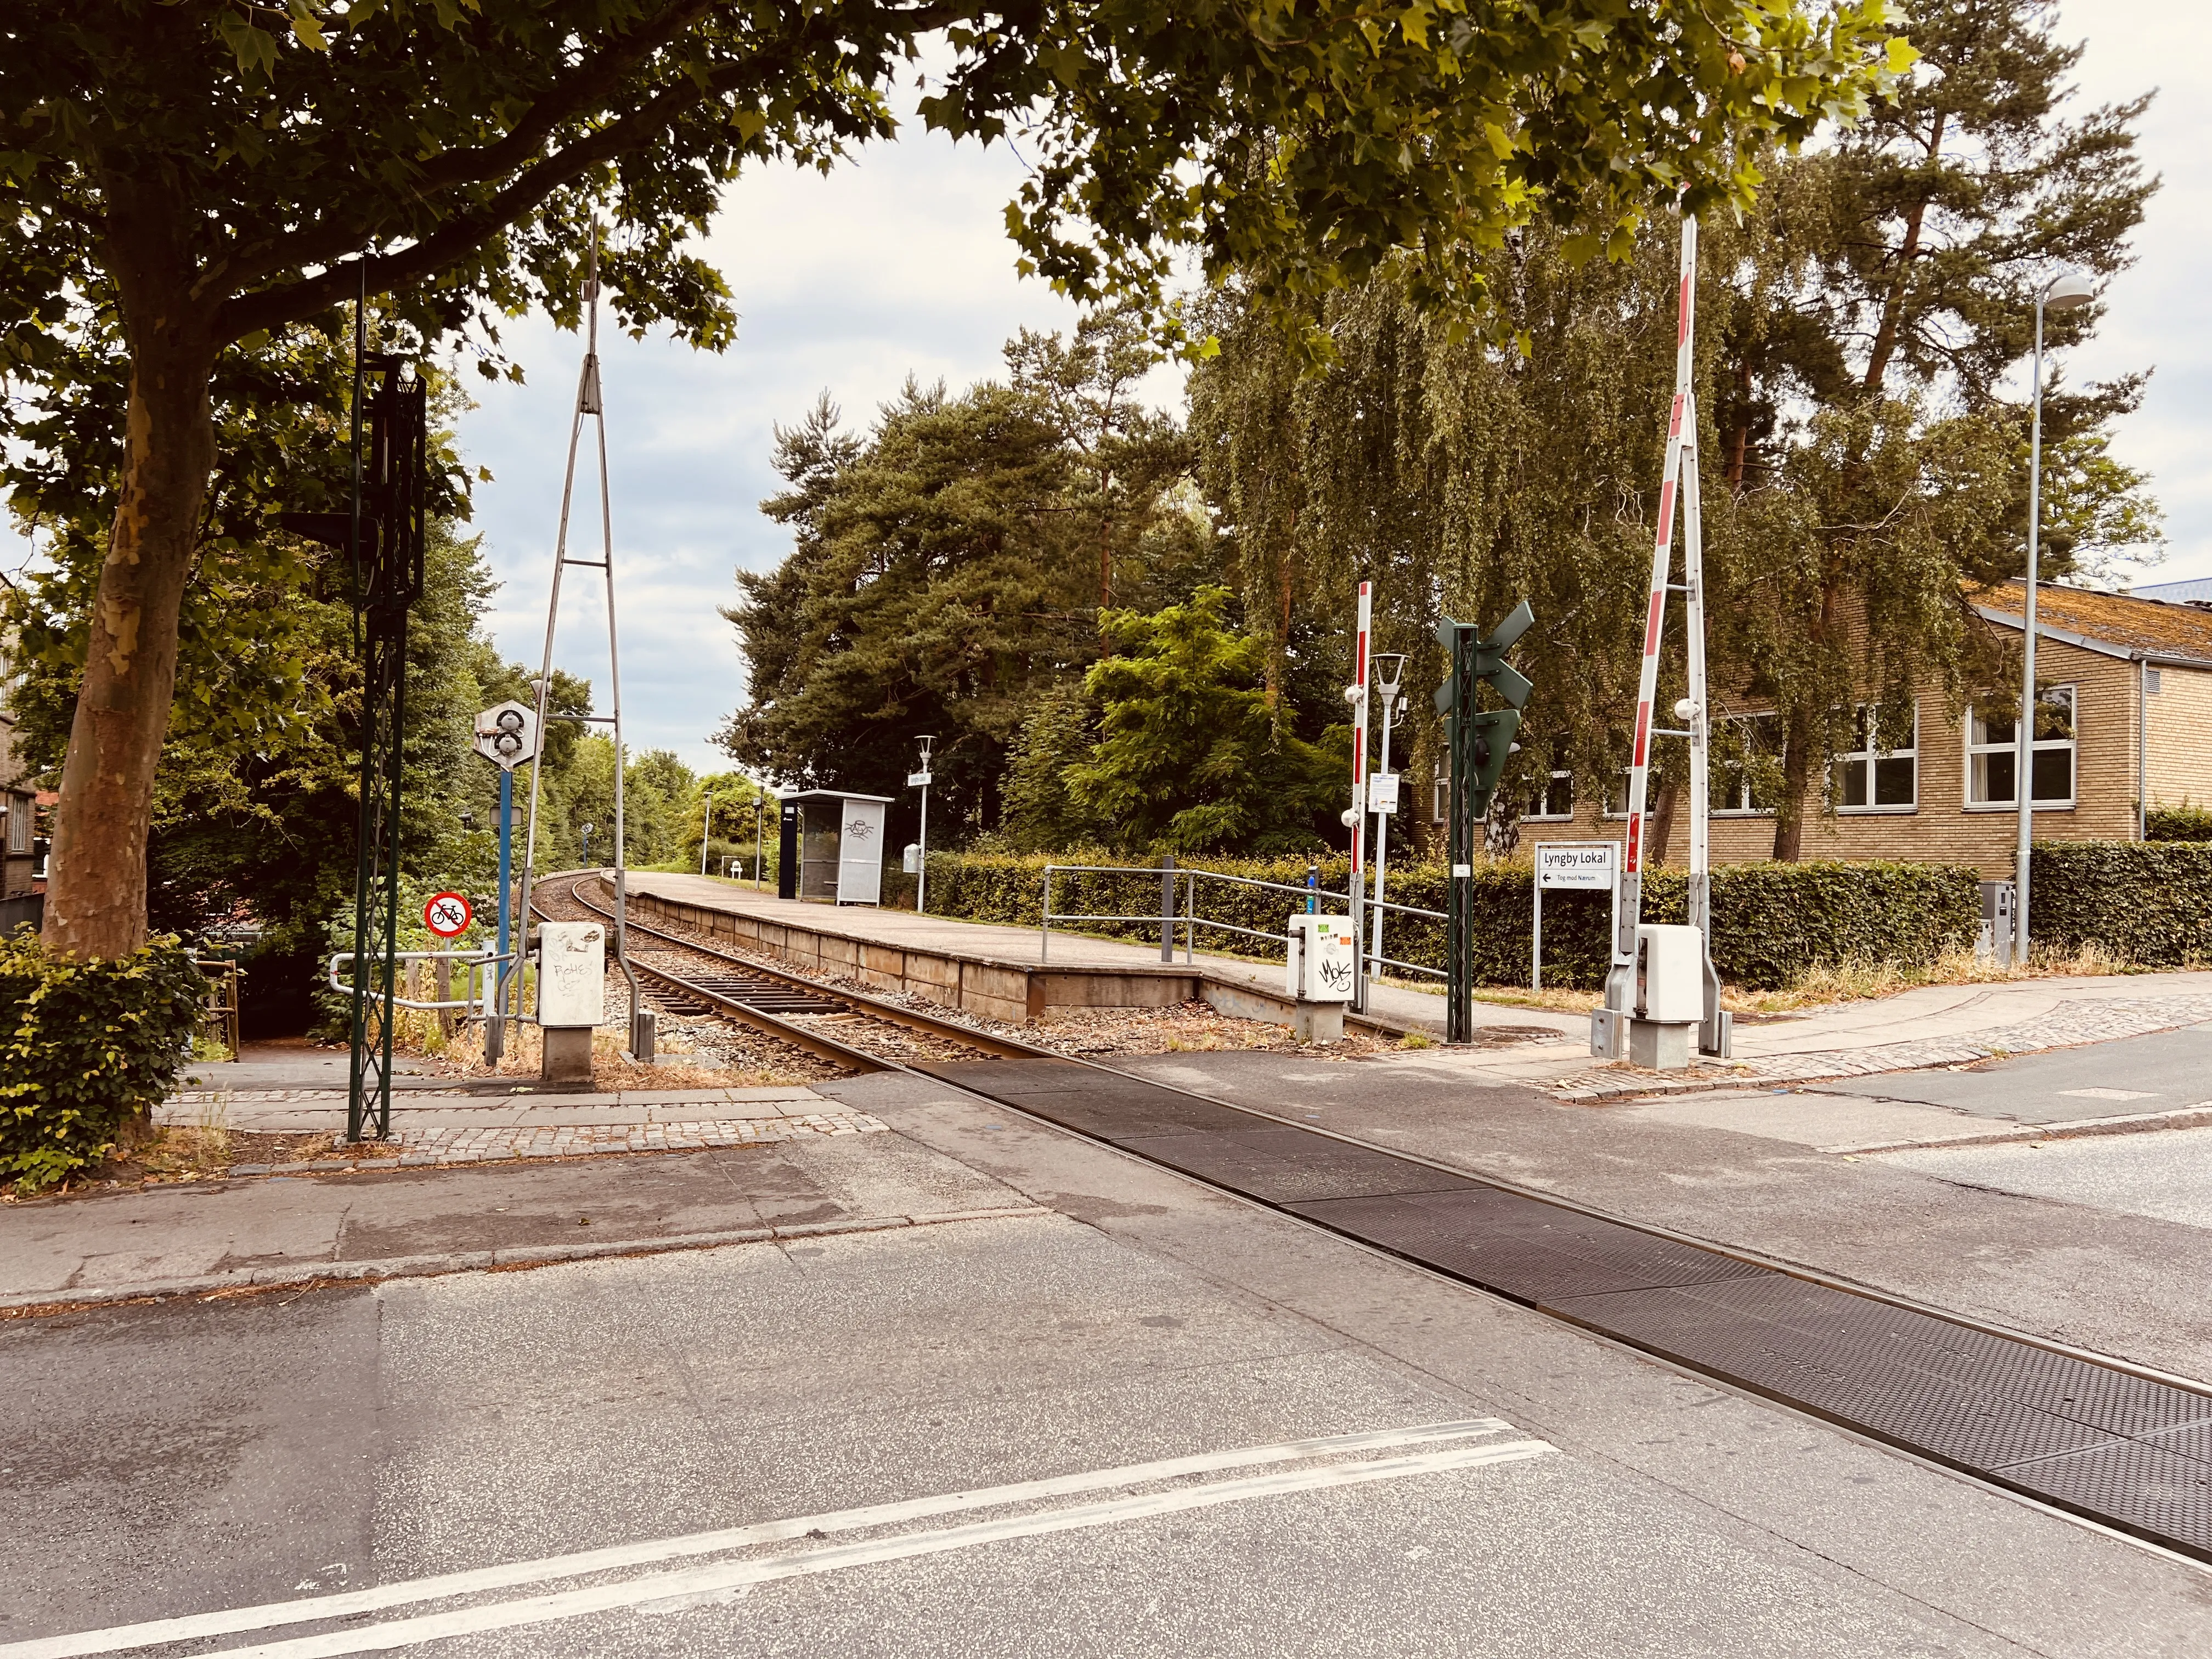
[
  {"x1": 196, "y1": 958, "x2": 242, "y2": 1056},
  {"x1": 1039, "y1": 862, "x2": 1446, "y2": 983},
  {"x1": 326, "y1": 949, "x2": 509, "y2": 1017}
]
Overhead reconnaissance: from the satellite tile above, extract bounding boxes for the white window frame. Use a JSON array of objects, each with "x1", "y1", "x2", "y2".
[
  {"x1": 3, "y1": 793, "x2": 27, "y2": 855},
  {"x1": 1966, "y1": 684, "x2": 2076, "y2": 810},
  {"x1": 1834, "y1": 701, "x2": 1919, "y2": 814},
  {"x1": 1711, "y1": 712, "x2": 1783, "y2": 817},
  {"x1": 1526, "y1": 770, "x2": 1575, "y2": 822}
]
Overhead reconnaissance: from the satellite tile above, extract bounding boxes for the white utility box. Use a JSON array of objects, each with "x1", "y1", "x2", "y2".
[
  {"x1": 1285, "y1": 913, "x2": 1356, "y2": 1003},
  {"x1": 1634, "y1": 924, "x2": 1705, "y2": 1023},
  {"x1": 537, "y1": 920, "x2": 606, "y2": 1027}
]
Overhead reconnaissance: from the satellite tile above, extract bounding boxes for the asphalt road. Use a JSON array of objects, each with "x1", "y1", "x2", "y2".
[
  {"x1": 1878, "y1": 1124, "x2": 2212, "y2": 1229},
  {"x1": 1810, "y1": 1021, "x2": 2212, "y2": 1123},
  {"x1": 10, "y1": 1060, "x2": 2212, "y2": 1656}
]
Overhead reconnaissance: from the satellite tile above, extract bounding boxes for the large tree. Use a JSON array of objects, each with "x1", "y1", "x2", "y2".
[
  {"x1": 1730, "y1": 0, "x2": 2160, "y2": 857},
  {"x1": 2, "y1": 0, "x2": 1900, "y2": 956}
]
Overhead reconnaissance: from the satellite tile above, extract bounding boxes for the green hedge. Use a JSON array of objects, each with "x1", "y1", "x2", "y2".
[
  {"x1": 2146, "y1": 804, "x2": 2212, "y2": 843},
  {"x1": 2030, "y1": 842, "x2": 2212, "y2": 966},
  {"x1": 921, "y1": 851, "x2": 1982, "y2": 990},
  {"x1": 1, "y1": 931, "x2": 208, "y2": 1192}
]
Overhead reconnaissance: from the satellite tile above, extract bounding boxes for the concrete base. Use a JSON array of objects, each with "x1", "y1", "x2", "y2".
[
  {"x1": 1291, "y1": 1002, "x2": 1345, "y2": 1045},
  {"x1": 543, "y1": 1025, "x2": 595, "y2": 1083},
  {"x1": 1627, "y1": 1018, "x2": 1692, "y2": 1071}
]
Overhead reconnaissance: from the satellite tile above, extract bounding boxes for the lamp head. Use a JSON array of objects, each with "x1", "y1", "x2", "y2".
[
  {"x1": 1372, "y1": 652, "x2": 1408, "y2": 699},
  {"x1": 2042, "y1": 270, "x2": 2096, "y2": 312}
]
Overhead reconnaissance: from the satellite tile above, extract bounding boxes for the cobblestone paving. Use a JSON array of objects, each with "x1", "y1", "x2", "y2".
[
  {"x1": 1556, "y1": 994, "x2": 2212, "y2": 1102},
  {"x1": 224, "y1": 1111, "x2": 889, "y2": 1175}
]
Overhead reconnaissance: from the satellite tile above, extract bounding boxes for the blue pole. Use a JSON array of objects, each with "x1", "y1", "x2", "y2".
[{"x1": 496, "y1": 769, "x2": 514, "y2": 967}]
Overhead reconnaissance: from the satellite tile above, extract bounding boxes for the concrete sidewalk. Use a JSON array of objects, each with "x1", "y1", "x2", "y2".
[{"x1": 0, "y1": 1128, "x2": 1040, "y2": 1312}]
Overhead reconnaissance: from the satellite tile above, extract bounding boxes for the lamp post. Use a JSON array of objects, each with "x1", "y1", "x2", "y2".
[
  {"x1": 1368, "y1": 653, "x2": 1408, "y2": 967},
  {"x1": 911, "y1": 735, "x2": 937, "y2": 915},
  {"x1": 754, "y1": 790, "x2": 765, "y2": 890},
  {"x1": 698, "y1": 790, "x2": 713, "y2": 876},
  {"x1": 579, "y1": 821, "x2": 594, "y2": 868},
  {"x1": 2016, "y1": 269, "x2": 2097, "y2": 964}
]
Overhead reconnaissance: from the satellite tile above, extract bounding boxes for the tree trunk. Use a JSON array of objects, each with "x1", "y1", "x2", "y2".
[
  {"x1": 1861, "y1": 110, "x2": 1946, "y2": 399},
  {"x1": 1770, "y1": 707, "x2": 1818, "y2": 862},
  {"x1": 42, "y1": 174, "x2": 220, "y2": 959}
]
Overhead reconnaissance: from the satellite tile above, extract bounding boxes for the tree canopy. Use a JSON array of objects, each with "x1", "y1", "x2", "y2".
[{"x1": 2, "y1": 0, "x2": 1904, "y2": 955}]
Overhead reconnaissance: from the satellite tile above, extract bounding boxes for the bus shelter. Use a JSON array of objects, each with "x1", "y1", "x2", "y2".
[{"x1": 777, "y1": 790, "x2": 891, "y2": 905}]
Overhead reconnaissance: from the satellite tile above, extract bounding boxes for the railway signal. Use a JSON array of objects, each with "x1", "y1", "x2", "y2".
[{"x1": 1434, "y1": 600, "x2": 1534, "y2": 1045}]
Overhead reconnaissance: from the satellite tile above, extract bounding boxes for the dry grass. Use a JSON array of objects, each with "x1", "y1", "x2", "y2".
[
  {"x1": 1736, "y1": 940, "x2": 2154, "y2": 1014},
  {"x1": 432, "y1": 1020, "x2": 819, "y2": 1090}
]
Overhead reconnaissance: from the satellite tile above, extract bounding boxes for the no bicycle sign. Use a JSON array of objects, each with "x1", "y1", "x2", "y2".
[{"x1": 424, "y1": 891, "x2": 473, "y2": 939}]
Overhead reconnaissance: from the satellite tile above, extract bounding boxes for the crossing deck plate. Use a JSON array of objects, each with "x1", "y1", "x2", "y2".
[{"x1": 916, "y1": 1056, "x2": 2212, "y2": 1561}]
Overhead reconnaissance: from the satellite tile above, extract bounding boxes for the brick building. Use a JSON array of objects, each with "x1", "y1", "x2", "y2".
[{"x1": 1452, "y1": 581, "x2": 2212, "y2": 878}]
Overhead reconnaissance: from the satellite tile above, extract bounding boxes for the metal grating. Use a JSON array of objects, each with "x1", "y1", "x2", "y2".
[{"x1": 933, "y1": 1058, "x2": 2212, "y2": 1560}]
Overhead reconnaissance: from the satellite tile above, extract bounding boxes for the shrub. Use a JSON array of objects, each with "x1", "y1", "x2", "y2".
[
  {"x1": 0, "y1": 931, "x2": 208, "y2": 1192},
  {"x1": 2031, "y1": 842, "x2": 2212, "y2": 966},
  {"x1": 2146, "y1": 803, "x2": 2212, "y2": 843},
  {"x1": 922, "y1": 850, "x2": 1982, "y2": 990}
]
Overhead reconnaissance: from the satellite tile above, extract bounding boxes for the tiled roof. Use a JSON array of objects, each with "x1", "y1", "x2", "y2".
[{"x1": 1975, "y1": 579, "x2": 2212, "y2": 668}]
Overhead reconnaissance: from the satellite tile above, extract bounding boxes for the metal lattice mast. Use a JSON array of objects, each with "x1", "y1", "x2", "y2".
[
  {"x1": 1602, "y1": 210, "x2": 1727, "y2": 1058},
  {"x1": 344, "y1": 335, "x2": 429, "y2": 1141},
  {"x1": 514, "y1": 227, "x2": 645, "y2": 1052}
]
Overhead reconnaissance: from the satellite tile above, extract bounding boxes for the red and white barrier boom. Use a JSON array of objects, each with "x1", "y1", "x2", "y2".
[{"x1": 1592, "y1": 213, "x2": 1730, "y2": 1062}]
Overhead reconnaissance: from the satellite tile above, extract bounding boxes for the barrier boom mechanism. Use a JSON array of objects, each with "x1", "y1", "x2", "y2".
[
  {"x1": 1435, "y1": 599, "x2": 1534, "y2": 1045},
  {"x1": 1596, "y1": 211, "x2": 1729, "y2": 1062}
]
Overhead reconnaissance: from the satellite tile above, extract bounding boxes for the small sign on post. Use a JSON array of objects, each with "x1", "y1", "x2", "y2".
[
  {"x1": 1533, "y1": 842, "x2": 1620, "y2": 992},
  {"x1": 424, "y1": 891, "x2": 473, "y2": 939},
  {"x1": 1370, "y1": 772, "x2": 1400, "y2": 815}
]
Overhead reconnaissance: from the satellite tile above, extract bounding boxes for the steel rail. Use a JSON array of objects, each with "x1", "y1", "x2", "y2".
[{"x1": 539, "y1": 879, "x2": 1048, "y2": 1067}]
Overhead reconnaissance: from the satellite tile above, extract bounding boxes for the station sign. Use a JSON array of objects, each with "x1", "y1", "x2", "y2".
[{"x1": 1537, "y1": 842, "x2": 1618, "y2": 891}]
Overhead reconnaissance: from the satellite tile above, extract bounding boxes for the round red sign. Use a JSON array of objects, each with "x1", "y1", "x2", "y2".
[{"x1": 424, "y1": 890, "x2": 473, "y2": 938}]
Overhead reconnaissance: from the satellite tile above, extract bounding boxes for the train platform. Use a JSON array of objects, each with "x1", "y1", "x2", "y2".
[
  {"x1": 620, "y1": 870, "x2": 1546, "y2": 1039},
  {"x1": 622, "y1": 872, "x2": 2212, "y2": 1101}
]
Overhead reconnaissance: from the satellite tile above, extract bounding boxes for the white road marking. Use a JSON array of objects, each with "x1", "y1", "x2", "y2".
[
  {"x1": 223, "y1": 1440, "x2": 1554, "y2": 1657},
  {"x1": 2059, "y1": 1088, "x2": 2157, "y2": 1102},
  {"x1": 4, "y1": 1418, "x2": 1521, "y2": 1659}
]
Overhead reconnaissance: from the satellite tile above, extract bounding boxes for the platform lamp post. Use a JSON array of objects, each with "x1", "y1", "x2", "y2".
[
  {"x1": 698, "y1": 789, "x2": 713, "y2": 876},
  {"x1": 2016, "y1": 269, "x2": 2098, "y2": 965},
  {"x1": 754, "y1": 789, "x2": 765, "y2": 890},
  {"x1": 1368, "y1": 653, "x2": 1409, "y2": 968},
  {"x1": 910, "y1": 735, "x2": 937, "y2": 915},
  {"x1": 579, "y1": 821, "x2": 594, "y2": 868}
]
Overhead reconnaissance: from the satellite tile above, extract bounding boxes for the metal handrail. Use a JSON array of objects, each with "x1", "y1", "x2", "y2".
[
  {"x1": 326, "y1": 949, "x2": 507, "y2": 1015},
  {"x1": 1038, "y1": 862, "x2": 1447, "y2": 981}
]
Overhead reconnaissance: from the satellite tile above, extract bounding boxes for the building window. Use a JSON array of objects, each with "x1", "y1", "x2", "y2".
[
  {"x1": 1432, "y1": 771, "x2": 1448, "y2": 822},
  {"x1": 1527, "y1": 771, "x2": 1575, "y2": 821},
  {"x1": 1967, "y1": 685, "x2": 2075, "y2": 808},
  {"x1": 1835, "y1": 701, "x2": 1917, "y2": 812},
  {"x1": 3, "y1": 794, "x2": 26, "y2": 855},
  {"x1": 1711, "y1": 713, "x2": 1784, "y2": 816}
]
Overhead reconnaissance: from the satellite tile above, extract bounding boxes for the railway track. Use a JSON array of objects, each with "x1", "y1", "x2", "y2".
[{"x1": 532, "y1": 877, "x2": 1047, "y2": 1073}]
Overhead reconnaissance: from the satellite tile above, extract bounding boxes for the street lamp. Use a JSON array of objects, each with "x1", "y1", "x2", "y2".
[
  {"x1": 2016, "y1": 268, "x2": 2097, "y2": 965},
  {"x1": 579, "y1": 821, "x2": 595, "y2": 868},
  {"x1": 910, "y1": 735, "x2": 937, "y2": 915},
  {"x1": 698, "y1": 789, "x2": 713, "y2": 876},
  {"x1": 1368, "y1": 653, "x2": 1409, "y2": 967}
]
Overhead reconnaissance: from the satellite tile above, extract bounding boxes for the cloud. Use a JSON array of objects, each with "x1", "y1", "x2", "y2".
[
  {"x1": 2057, "y1": 0, "x2": 2211, "y2": 582},
  {"x1": 461, "y1": 116, "x2": 1170, "y2": 776}
]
